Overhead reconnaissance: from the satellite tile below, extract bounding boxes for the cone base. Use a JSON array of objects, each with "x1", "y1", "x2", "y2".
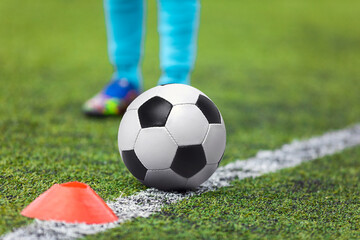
[{"x1": 21, "y1": 182, "x2": 118, "y2": 224}]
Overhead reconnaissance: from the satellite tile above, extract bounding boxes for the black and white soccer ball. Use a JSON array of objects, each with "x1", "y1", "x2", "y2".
[{"x1": 118, "y1": 84, "x2": 226, "y2": 190}]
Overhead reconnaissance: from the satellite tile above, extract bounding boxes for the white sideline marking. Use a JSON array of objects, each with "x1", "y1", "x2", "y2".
[{"x1": 2, "y1": 124, "x2": 360, "y2": 240}]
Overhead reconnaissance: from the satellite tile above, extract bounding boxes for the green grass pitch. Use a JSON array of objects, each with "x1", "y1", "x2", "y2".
[{"x1": 1, "y1": 0, "x2": 360, "y2": 238}]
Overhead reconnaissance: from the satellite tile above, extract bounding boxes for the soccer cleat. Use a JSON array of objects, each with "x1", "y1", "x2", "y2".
[{"x1": 83, "y1": 78, "x2": 140, "y2": 116}]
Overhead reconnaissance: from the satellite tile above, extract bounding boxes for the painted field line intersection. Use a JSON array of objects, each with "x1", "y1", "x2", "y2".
[{"x1": 2, "y1": 124, "x2": 360, "y2": 240}]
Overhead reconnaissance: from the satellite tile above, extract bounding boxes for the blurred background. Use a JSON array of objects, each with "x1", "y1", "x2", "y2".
[
  {"x1": 1, "y1": 0, "x2": 360, "y2": 168},
  {"x1": 1, "y1": 0, "x2": 360, "y2": 233},
  {"x1": 2, "y1": 0, "x2": 359, "y2": 155}
]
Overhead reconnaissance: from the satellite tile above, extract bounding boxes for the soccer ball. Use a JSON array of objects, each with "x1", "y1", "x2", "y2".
[{"x1": 118, "y1": 84, "x2": 226, "y2": 190}]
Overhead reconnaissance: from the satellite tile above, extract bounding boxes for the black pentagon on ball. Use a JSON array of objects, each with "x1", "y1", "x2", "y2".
[
  {"x1": 195, "y1": 95, "x2": 221, "y2": 124},
  {"x1": 170, "y1": 145, "x2": 207, "y2": 178},
  {"x1": 138, "y1": 96, "x2": 173, "y2": 128},
  {"x1": 122, "y1": 150, "x2": 147, "y2": 181}
]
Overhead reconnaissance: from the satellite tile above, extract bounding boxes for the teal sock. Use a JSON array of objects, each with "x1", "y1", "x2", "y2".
[{"x1": 113, "y1": 64, "x2": 142, "y2": 91}]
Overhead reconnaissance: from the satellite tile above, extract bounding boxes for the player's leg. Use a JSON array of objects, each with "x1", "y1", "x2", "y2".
[
  {"x1": 105, "y1": 0, "x2": 145, "y2": 90},
  {"x1": 157, "y1": 0, "x2": 200, "y2": 86},
  {"x1": 83, "y1": 0, "x2": 145, "y2": 116}
]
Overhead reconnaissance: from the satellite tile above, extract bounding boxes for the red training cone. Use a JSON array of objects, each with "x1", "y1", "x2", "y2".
[{"x1": 21, "y1": 182, "x2": 118, "y2": 224}]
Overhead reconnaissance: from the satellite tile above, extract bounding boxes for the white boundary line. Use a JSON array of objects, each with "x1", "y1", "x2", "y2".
[{"x1": 2, "y1": 124, "x2": 360, "y2": 240}]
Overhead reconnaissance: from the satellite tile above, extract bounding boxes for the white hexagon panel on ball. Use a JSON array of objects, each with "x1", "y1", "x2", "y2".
[
  {"x1": 118, "y1": 109, "x2": 142, "y2": 152},
  {"x1": 202, "y1": 123, "x2": 226, "y2": 165},
  {"x1": 156, "y1": 84, "x2": 207, "y2": 105},
  {"x1": 134, "y1": 127, "x2": 178, "y2": 170},
  {"x1": 166, "y1": 105, "x2": 209, "y2": 146}
]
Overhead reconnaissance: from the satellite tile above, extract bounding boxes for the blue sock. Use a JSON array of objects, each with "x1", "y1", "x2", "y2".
[
  {"x1": 104, "y1": 0, "x2": 144, "y2": 90},
  {"x1": 113, "y1": 64, "x2": 142, "y2": 91},
  {"x1": 157, "y1": 0, "x2": 200, "y2": 85},
  {"x1": 158, "y1": 68, "x2": 190, "y2": 85}
]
